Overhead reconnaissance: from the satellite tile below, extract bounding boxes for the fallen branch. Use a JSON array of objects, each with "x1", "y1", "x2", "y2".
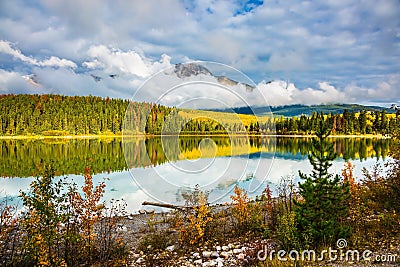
[
  {"x1": 141, "y1": 201, "x2": 231, "y2": 212},
  {"x1": 142, "y1": 201, "x2": 187, "y2": 210}
]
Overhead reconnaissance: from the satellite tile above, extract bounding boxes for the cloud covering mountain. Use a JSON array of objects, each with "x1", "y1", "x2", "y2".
[{"x1": 0, "y1": 0, "x2": 399, "y2": 107}]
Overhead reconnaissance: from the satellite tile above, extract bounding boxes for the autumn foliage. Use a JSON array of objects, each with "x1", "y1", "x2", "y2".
[
  {"x1": 0, "y1": 164, "x2": 128, "y2": 266},
  {"x1": 178, "y1": 191, "x2": 213, "y2": 245}
]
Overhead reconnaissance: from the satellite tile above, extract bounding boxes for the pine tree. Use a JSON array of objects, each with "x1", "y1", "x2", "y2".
[
  {"x1": 358, "y1": 110, "x2": 367, "y2": 134},
  {"x1": 294, "y1": 119, "x2": 350, "y2": 247}
]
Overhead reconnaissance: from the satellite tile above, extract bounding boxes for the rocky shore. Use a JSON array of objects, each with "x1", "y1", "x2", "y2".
[
  {"x1": 118, "y1": 212, "x2": 400, "y2": 267},
  {"x1": 128, "y1": 239, "x2": 265, "y2": 266},
  {"x1": 117, "y1": 211, "x2": 266, "y2": 266}
]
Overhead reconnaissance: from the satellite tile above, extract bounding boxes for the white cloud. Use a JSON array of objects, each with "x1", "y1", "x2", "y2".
[
  {"x1": 255, "y1": 80, "x2": 348, "y2": 106},
  {"x1": 0, "y1": 40, "x2": 77, "y2": 68},
  {"x1": 40, "y1": 56, "x2": 77, "y2": 68},
  {"x1": 267, "y1": 50, "x2": 309, "y2": 72},
  {"x1": 83, "y1": 45, "x2": 172, "y2": 78},
  {"x1": 344, "y1": 74, "x2": 400, "y2": 104},
  {"x1": 84, "y1": 45, "x2": 150, "y2": 77},
  {"x1": 0, "y1": 69, "x2": 42, "y2": 94},
  {"x1": 294, "y1": 82, "x2": 347, "y2": 105},
  {"x1": 0, "y1": 1, "x2": 398, "y2": 106},
  {"x1": 0, "y1": 40, "x2": 34, "y2": 64}
]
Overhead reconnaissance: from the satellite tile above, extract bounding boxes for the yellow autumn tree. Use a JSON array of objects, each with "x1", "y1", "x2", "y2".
[{"x1": 179, "y1": 189, "x2": 213, "y2": 245}]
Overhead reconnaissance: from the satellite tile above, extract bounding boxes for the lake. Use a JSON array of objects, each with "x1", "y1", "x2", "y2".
[{"x1": 0, "y1": 136, "x2": 392, "y2": 213}]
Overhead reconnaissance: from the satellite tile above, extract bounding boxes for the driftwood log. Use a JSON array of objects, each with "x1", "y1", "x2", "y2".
[
  {"x1": 142, "y1": 201, "x2": 188, "y2": 210},
  {"x1": 142, "y1": 201, "x2": 229, "y2": 211}
]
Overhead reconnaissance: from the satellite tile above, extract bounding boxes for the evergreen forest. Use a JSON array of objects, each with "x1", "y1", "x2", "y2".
[{"x1": 0, "y1": 94, "x2": 398, "y2": 136}]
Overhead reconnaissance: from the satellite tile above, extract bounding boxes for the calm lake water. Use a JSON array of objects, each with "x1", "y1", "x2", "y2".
[{"x1": 0, "y1": 136, "x2": 393, "y2": 213}]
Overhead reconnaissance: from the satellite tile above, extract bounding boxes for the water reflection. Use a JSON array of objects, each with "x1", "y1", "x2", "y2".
[
  {"x1": 0, "y1": 137, "x2": 392, "y2": 213},
  {"x1": 0, "y1": 137, "x2": 392, "y2": 177}
]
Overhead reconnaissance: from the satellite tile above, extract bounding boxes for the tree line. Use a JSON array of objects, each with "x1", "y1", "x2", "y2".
[
  {"x1": 271, "y1": 110, "x2": 398, "y2": 135},
  {"x1": 1, "y1": 94, "x2": 398, "y2": 136},
  {"x1": 0, "y1": 94, "x2": 133, "y2": 135}
]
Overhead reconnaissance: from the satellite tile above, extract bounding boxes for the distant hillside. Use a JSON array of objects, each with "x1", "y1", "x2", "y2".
[{"x1": 209, "y1": 104, "x2": 396, "y2": 117}]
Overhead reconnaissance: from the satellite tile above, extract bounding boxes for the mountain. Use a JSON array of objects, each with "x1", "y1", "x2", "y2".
[
  {"x1": 174, "y1": 63, "x2": 213, "y2": 78},
  {"x1": 173, "y1": 63, "x2": 255, "y2": 91},
  {"x1": 216, "y1": 76, "x2": 255, "y2": 92},
  {"x1": 208, "y1": 103, "x2": 396, "y2": 117}
]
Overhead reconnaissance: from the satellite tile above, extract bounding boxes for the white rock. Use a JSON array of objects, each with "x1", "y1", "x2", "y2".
[
  {"x1": 211, "y1": 252, "x2": 219, "y2": 258},
  {"x1": 166, "y1": 245, "x2": 175, "y2": 252},
  {"x1": 194, "y1": 259, "x2": 202, "y2": 265},
  {"x1": 215, "y1": 246, "x2": 221, "y2": 251},
  {"x1": 202, "y1": 251, "x2": 212, "y2": 258},
  {"x1": 136, "y1": 257, "x2": 145, "y2": 264},
  {"x1": 193, "y1": 252, "x2": 200, "y2": 259},
  {"x1": 221, "y1": 246, "x2": 229, "y2": 251},
  {"x1": 216, "y1": 257, "x2": 224, "y2": 264},
  {"x1": 237, "y1": 253, "x2": 245, "y2": 260},
  {"x1": 117, "y1": 225, "x2": 128, "y2": 232},
  {"x1": 131, "y1": 253, "x2": 141, "y2": 259},
  {"x1": 233, "y1": 248, "x2": 242, "y2": 254}
]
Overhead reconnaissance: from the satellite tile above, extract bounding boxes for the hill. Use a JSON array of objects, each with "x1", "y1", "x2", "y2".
[{"x1": 209, "y1": 103, "x2": 396, "y2": 117}]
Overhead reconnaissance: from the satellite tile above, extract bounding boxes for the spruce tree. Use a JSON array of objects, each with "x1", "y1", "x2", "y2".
[{"x1": 295, "y1": 118, "x2": 350, "y2": 247}]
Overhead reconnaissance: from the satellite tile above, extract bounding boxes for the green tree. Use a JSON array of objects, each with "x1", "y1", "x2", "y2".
[
  {"x1": 358, "y1": 110, "x2": 367, "y2": 134},
  {"x1": 20, "y1": 164, "x2": 69, "y2": 266},
  {"x1": 295, "y1": 119, "x2": 350, "y2": 247}
]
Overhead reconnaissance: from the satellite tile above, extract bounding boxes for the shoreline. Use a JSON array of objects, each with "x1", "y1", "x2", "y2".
[{"x1": 0, "y1": 133, "x2": 390, "y2": 140}]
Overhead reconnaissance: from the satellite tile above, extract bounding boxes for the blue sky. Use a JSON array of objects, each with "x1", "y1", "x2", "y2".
[{"x1": 0, "y1": 0, "x2": 399, "y2": 107}]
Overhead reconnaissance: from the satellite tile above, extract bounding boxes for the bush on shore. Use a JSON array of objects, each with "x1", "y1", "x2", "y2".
[{"x1": 0, "y1": 164, "x2": 128, "y2": 267}]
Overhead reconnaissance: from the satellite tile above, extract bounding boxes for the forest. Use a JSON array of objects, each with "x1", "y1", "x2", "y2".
[{"x1": 0, "y1": 94, "x2": 398, "y2": 136}]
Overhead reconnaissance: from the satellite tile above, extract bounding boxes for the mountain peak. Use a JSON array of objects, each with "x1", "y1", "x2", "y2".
[{"x1": 174, "y1": 63, "x2": 213, "y2": 78}]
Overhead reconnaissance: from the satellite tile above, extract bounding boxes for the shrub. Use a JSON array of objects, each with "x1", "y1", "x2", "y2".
[
  {"x1": 231, "y1": 185, "x2": 267, "y2": 235},
  {"x1": 178, "y1": 189, "x2": 213, "y2": 245},
  {"x1": 276, "y1": 211, "x2": 300, "y2": 251},
  {"x1": 19, "y1": 164, "x2": 69, "y2": 266},
  {"x1": 138, "y1": 213, "x2": 170, "y2": 253},
  {"x1": 68, "y1": 166, "x2": 106, "y2": 264},
  {"x1": 0, "y1": 198, "x2": 20, "y2": 265},
  {"x1": 230, "y1": 185, "x2": 250, "y2": 232},
  {"x1": 2, "y1": 163, "x2": 129, "y2": 266}
]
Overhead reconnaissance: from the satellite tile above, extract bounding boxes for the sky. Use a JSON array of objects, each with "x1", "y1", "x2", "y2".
[{"x1": 0, "y1": 0, "x2": 399, "y2": 107}]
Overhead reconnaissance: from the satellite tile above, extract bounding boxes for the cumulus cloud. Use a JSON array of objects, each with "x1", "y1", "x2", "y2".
[
  {"x1": 83, "y1": 45, "x2": 172, "y2": 78},
  {"x1": 0, "y1": 40, "x2": 77, "y2": 68},
  {"x1": 83, "y1": 45, "x2": 151, "y2": 77},
  {"x1": 31, "y1": 67, "x2": 136, "y2": 99},
  {"x1": 129, "y1": 64, "x2": 350, "y2": 109},
  {"x1": 0, "y1": 69, "x2": 44, "y2": 94},
  {"x1": 0, "y1": 70, "x2": 23, "y2": 92},
  {"x1": 254, "y1": 80, "x2": 347, "y2": 106},
  {"x1": 0, "y1": 39, "x2": 397, "y2": 108},
  {"x1": 39, "y1": 56, "x2": 77, "y2": 68},
  {"x1": 344, "y1": 74, "x2": 400, "y2": 104},
  {"x1": 0, "y1": 0, "x2": 398, "y2": 106}
]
